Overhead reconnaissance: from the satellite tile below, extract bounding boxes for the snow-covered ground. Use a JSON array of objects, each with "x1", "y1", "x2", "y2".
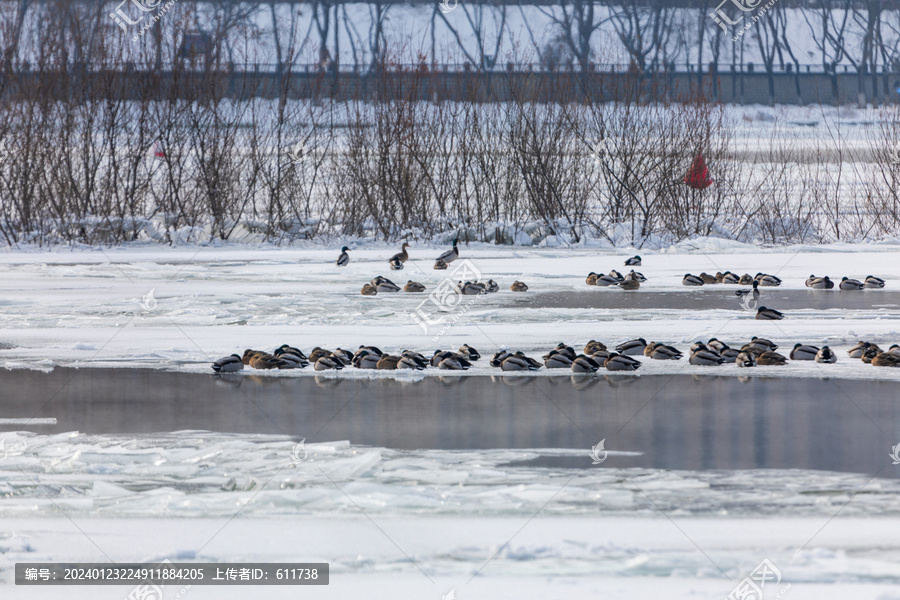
[{"x1": 1, "y1": 240, "x2": 899, "y2": 379}]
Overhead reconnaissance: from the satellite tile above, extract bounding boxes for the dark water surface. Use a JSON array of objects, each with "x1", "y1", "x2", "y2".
[
  {"x1": 1, "y1": 368, "x2": 898, "y2": 476},
  {"x1": 527, "y1": 288, "x2": 900, "y2": 311}
]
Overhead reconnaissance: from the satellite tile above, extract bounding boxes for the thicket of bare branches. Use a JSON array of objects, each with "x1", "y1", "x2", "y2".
[{"x1": 3, "y1": 4, "x2": 900, "y2": 247}]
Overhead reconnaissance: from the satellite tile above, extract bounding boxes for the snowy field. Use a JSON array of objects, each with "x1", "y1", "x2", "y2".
[{"x1": 2, "y1": 239, "x2": 900, "y2": 599}]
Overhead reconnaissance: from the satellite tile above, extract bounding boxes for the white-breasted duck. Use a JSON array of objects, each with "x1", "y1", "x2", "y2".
[
  {"x1": 756, "y1": 306, "x2": 785, "y2": 320},
  {"x1": 755, "y1": 273, "x2": 782, "y2": 286},
  {"x1": 604, "y1": 353, "x2": 641, "y2": 371},
  {"x1": 616, "y1": 338, "x2": 647, "y2": 356},
  {"x1": 572, "y1": 354, "x2": 602, "y2": 373},
  {"x1": 336, "y1": 246, "x2": 350, "y2": 267},
  {"x1": 436, "y1": 238, "x2": 459, "y2": 265},
  {"x1": 683, "y1": 274, "x2": 704, "y2": 286},
  {"x1": 789, "y1": 344, "x2": 819, "y2": 361},
  {"x1": 212, "y1": 354, "x2": 244, "y2": 372},
  {"x1": 864, "y1": 275, "x2": 885, "y2": 288},
  {"x1": 840, "y1": 277, "x2": 865, "y2": 290},
  {"x1": 625, "y1": 255, "x2": 641, "y2": 266}
]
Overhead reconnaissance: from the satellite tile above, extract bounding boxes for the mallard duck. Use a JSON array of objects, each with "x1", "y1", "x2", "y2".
[
  {"x1": 604, "y1": 352, "x2": 641, "y2": 371},
  {"x1": 871, "y1": 352, "x2": 900, "y2": 367},
  {"x1": 431, "y1": 350, "x2": 472, "y2": 369},
  {"x1": 805, "y1": 275, "x2": 834, "y2": 290},
  {"x1": 401, "y1": 349, "x2": 429, "y2": 362},
  {"x1": 586, "y1": 272, "x2": 600, "y2": 286},
  {"x1": 438, "y1": 355, "x2": 469, "y2": 370},
  {"x1": 721, "y1": 272, "x2": 740, "y2": 284},
  {"x1": 461, "y1": 281, "x2": 487, "y2": 295},
  {"x1": 700, "y1": 272, "x2": 718, "y2": 284},
  {"x1": 397, "y1": 355, "x2": 426, "y2": 370},
  {"x1": 738, "y1": 274, "x2": 753, "y2": 285},
  {"x1": 848, "y1": 341, "x2": 879, "y2": 358},
  {"x1": 889, "y1": 345, "x2": 900, "y2": 358},
  {"x1": 242, "y1": 349, "x2": 272, "y2": 365},
  {"x1": 736, "y1": 351, "x2": 757, "y2": 367},
  {"x1": 501, "y1": 352, "x2": 542, "y2": 371},
  {"x1": 274, "y1": 348, "x2": 310, "y2": 368},
  {"x1": 628, "y1": 270, "x2": 647, "y2": 282},
  {"x1": 511, "y1": 281, "x2": 528, "y2": 292},
  {"x1": 275, "y1": 344, "x2": 307, "y2": 360},
  {"x1": 490, "y1": 350, "x2": 511, "y2": 367},
  {"x1": 361, "y1": 283, "x2": 377, "y2": 295},
  {"x1": 719, "y1": 347, "x2": 740, "y2": 362},
  {"x1": 551, "y1": 343, "x2": 576, "y2": 358},
  {"x1": 815, "y1": 346, "x2": 838, "y2": 363},
  {"x1": 544, "y1": 350, "x2": 574, "y2": 368},
  {"x1": 647, "y1": 343, "x2": 682, "y2": 360},
  {"x1": 250, "y1": 352, "x2": 288, "y2": 370},
  {"x1": 336, "y1": 246, "x2": 350, "y2": 266},
  {"x1": 755, "y1": 273, "x2": 782, "y2": 287},
  {"x1": 354, "y1": 345, "x2": 383, "y2": 360},
  {"x1": 434, "y1": 259, "x2": 448, "y2": 270},
  {"x1": 571, "y1": 354, "x2": 601, "y2": 373},
  {"x1": 840, "y1": 277, "x2": 864, "y2": 290},
  {"x1": 619, "y1": 274, "x2": 640, "y2": 290},
  {"x1": 757, "y1": 351, "x2": 788, "y2": 366},
  {"x1": 789, "y1": 344, "x2": 819, "y2": 361},
  {"x1": 707, "y1": 339, "x2": 729, "y2": 353},
  {"x1": 594, "y1": 274, "x2": 620, "y2": 286},
  {"x1": 861, "y1": 346, "x2": 880, "y2": 363},
  {"x1": 331, "y1": 348, "x2": 354, "y2": 365},
  {"x1": 690, "y1": 341, "x2": 711, "y2": 354},
  {"x1": 590, "y1": 349, "x2": 612, "y2": 361},
  {"x1": 404, "y1": 281, "x2": 426, "y2": 293},
  {"x1": 625, "y1": 255, "x2": 641, "y2": 266},
  {"x1": 376, "y1": 281, "x2": 401, "y2": 293},
  {"x1": 389, "y1": 243, "x2": 410, "y2": 265},
  {"x1": 865, "y1": 275, "x2": 886, "y2": 289},
  {"x1": 486, "y1": 279, "x2": 500, "y2": 293},
  {"x1": 616, "y1": 338, "x2": 647, "y2": 356},
  {"x1": 756, "y1": 306, "x2": 785, "y2": 320},
  {"x1": 748, "y1": 336, "x2": 778, "y2": 351},
  {"x1": 212, "y1": 354, "x2": 244, "y2": 372},
  {"x1": 353, "y1": 350, "x2": 381, "y2": 369},
  {"x1": 683, "y1": 274, "x2": 704, "y2": 286},
  {"x1": 436, "y1": 238, "x2": 459, "y2": 265},
  {"x1": 389, "y1": 257, "x2": 404, "y2": 270},
  {"x1": 307, "y1": 347, "x2": 329, "y2": 362},
  {"x1": 609, "y1": 270, "x2": 625, "y2": 282},
  {"x1": 735, "y1": 280, "x2": 760, "y2": 300},
  {"x1": 459, "y1": 344, "x2": 480, "y2": 361},
  {"x1": 373, "y1": 355, "x2": 400, "y2": 369},
  {"x1": 690, "y1": 349, "x2": 725, "y2": 365},
  {"x1": 715, "y1": 272, "x2": 726, "y2": 283},
  {"x1": 315, "y1": 355, "x2": 344, "y2": 371},
  {"x1": 584, "y1": 340, "x2": 607, "y2": 354}
]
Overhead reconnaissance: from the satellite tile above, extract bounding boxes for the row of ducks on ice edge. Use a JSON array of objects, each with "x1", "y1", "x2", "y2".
[{"x1": 212, "y1": 338, "x2": 900, "y2": 374}]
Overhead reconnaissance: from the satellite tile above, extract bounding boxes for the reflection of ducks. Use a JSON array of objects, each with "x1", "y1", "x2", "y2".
[
  {"x1": 840, "y1": 277, "x2": 864, "y2": 290},
  {"x1": 570, "y1": 374, "x2": 601, "y2": 390},
  {"x1": 314, "y1": 375, "x2": 344, "y2": 389},
  {"x1": 683, "y1": 274, "x2": 704, "y2": 286},
  {"x1": 404, "y1": 281, "x2": 426, "y2": 292},
  {"x1": 212, "y1": 354, "x2": 244, "y2": 372},
  {"x1": 789, "y1": 344, "x2": 819, "y2": 361},
  {"x1": 815, "y1": 346, "x2": 838, "y2": 363},
  {"x1": 625, "y1": 255, "x2": 641, "y2": 266},
  {"x1": 496, "y1": 375, "x2": 537, "y2": 387},
  {"x1": 865, "y1": 275, "x2": 886, "y2": 288},
  {"x1": 510, "y1": 281, "x2": 529, "y2": 292},
  {"x1": 336, "y1": 246, "x2": 350, "y2": 267},
  {"x1": 756, "y1": 306, "x2": 784, "y2": 320}
]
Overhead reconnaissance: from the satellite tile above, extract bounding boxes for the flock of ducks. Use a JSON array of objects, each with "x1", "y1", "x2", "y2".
[
  {"x1": 211, "y1": 338, "x2": 900, "y2": 374},
  {"x1": 359, "y1": 275, "x2": 528, "y2": 296},
  {"x1": 338, "y1": 239, "x2": 461, "y2": 271}
]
